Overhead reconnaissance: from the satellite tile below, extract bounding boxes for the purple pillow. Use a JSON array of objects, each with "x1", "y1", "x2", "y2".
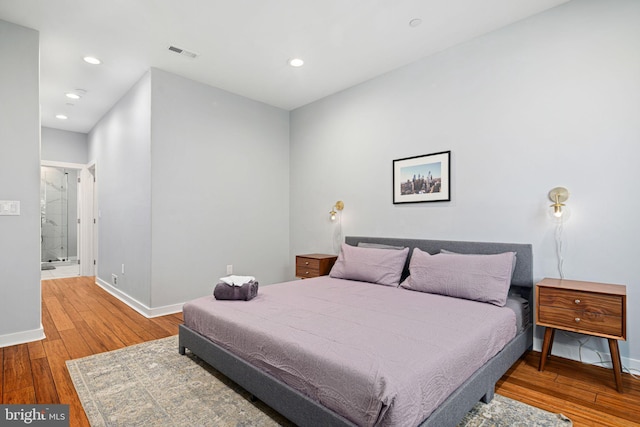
[
  {"x1": 440, "y1": 249, "x2": 517, "y2": 277},
  {"x1": 400, "y1": 248, "x2": 515, "y2": 306},
  {"x1": 329, "y1": 243, "x2": 409, "y2": 287}
]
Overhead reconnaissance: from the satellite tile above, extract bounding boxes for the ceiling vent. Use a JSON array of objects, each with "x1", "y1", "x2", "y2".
[{"x1": 168, "y1": 45, "x2": 198, "y2": 59}]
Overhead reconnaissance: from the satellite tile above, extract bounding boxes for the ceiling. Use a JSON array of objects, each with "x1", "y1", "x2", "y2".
[{"x1": 0, "y1": 0, "x2": 569, "y2": 134}]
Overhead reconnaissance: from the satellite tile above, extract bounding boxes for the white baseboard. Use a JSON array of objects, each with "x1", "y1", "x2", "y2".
[
  {"x1": 0, "y1": 325, "x2": 45, "y2": 347},
  {"x1": 95, "y1": 277, "x2": 184, "y2": 318}
]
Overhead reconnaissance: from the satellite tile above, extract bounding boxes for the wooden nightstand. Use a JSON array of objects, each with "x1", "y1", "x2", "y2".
[
  {"x1": 295, "y1": 254, "x2": 338, "y2": 279},
  {"x1": 535, "y1": 278, "x2": 627, "y2": 392}
]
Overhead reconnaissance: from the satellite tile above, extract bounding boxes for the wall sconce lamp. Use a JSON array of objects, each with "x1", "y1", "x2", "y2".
[
  {"x1": 329, "y1": 200, "x2": 344, "y2": 221},
  {"x1": 548, "y1": 187, "x2": 569, "y2": 218}
]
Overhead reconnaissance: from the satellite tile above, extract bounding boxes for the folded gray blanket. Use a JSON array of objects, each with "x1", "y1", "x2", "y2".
[{"x1": 213, "y1": 280, "x2": 259, "y2": 301}]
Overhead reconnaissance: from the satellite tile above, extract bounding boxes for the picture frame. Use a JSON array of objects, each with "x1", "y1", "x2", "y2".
[{"x1": 393, "y1": 151, "x2": 451, "y2": 204}]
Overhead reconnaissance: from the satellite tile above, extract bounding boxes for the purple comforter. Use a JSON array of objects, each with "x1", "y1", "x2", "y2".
[{"x1": 183, "y1": 276, "x2": 516, "y2": 426}]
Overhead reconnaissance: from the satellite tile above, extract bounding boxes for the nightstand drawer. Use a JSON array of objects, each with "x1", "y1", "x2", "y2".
[
  {"x1": 538, "y1": 288, "x2": 623, "y2": 316},
  {"x1": 538, "y1": 305, "x2": 623, "y2": 337},
  {"x1": 296, "y1": 257, "x2": 320, "y2": 278},
  {"x1": 296, "y1": 266, "x2": 320, "y2": 278},
  {"x1": 295, "y1": 254, "x2": 338, "y2": 279},
  {"x1": 296, "y1": 257, "x2": 321, "y2": 270}
]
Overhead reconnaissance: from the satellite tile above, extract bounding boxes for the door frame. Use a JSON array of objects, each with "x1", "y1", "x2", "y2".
[
  {"x1": 41, "y1": 160, "x2": 94, "y2": 276},
  {"x1": 87, "y1": 161, "x2": 97, "y2": 277}
]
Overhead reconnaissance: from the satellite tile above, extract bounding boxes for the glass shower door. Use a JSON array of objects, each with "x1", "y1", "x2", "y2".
[{"x1": 41, "y1": 166, "x2": 77, "y2": 264}]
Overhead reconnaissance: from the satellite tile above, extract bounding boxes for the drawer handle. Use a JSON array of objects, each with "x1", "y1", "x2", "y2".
[
  {"x1": 574, "y1": 299, "x2": 581, "y2": 304},
  {"x1": 575, "y1": 318, "x2": 581, "y2": 323},
  {"x1": 305, "y1": 271, "x2": 309, "y2": 275},
  {"x1": 305, "y1": 261, "x2": 309, "y2": 265}
]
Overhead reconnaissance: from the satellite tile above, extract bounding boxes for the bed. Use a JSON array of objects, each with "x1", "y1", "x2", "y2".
[{"x1": 179, "y1": 236, "x2": 533, "y2": 426}]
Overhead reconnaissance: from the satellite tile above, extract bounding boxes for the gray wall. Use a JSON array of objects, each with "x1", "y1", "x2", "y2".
[
  {"x1": 88, "y1": 72, "x2": 152, "y2": 306},
  {"x1": 88, "y1": 68, "x2": 290, "y2": 310},
  {"x1": 0, "y1": 20, "x2": 42, "y2": 342},
  {"x1": 41, "y1": 127, "x2": 88, "y2": 164},
  {"x1": 290, "y1": 0, "x2": 640, "y2": 368},
  {"x1": 149, "y1": 69, "x2": 290, "y2": 307}
]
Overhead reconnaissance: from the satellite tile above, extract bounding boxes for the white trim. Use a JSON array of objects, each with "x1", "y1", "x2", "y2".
[
  {"x1": 0, "y1": 325, "x2": 45, "y2": 348},
  {"x1": 95, "y1": 277, "x2": 183, "y2": 318},
  {"x1": 591, "y1": 353, "x2": 640, "y2": 376},
  {"x1": 89, "y1": 162, "x2": 97, "y2": 278},
  {"x1": 41, "y1": 160, "x2": 86, "y2": 169},
  {"x1": 79, "y1": 166, "x2": 94, "y2": 276}
]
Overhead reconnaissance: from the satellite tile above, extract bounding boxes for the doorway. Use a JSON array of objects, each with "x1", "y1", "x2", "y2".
[
  {"x1": 40, "y1": 160, "x2": 96, "y2": 279},
  {"x1": 40, "y1": 160, "x2": 96, "y2": 280},
  {"x1": 40, "y1": 165, "x2": 79, "y2": 277}
]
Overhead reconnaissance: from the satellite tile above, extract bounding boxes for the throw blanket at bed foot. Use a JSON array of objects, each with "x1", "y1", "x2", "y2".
[
  {"x1": 213, "y1": 280, "x2": 259, "y2": 301},
  {"x1": 66, "y1": 336, "x2": 572, "y2": 427}
]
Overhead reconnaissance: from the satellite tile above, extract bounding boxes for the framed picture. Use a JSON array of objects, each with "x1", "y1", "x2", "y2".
[{"x1": 393, "y1": 151, "x2": 451, "y2": 204}]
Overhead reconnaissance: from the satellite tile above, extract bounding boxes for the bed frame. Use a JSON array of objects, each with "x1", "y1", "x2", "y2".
[{"x1": 179, "y1": 236, "x2": 533, "y2": 427}]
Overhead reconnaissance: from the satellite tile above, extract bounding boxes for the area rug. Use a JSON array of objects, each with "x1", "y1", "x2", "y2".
[{"x1": 67, "y1": 336, "x2": 572, "y2": 426}]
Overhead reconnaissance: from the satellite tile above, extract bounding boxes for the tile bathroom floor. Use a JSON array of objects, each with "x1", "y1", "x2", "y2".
[{"x1": 41, "y1": 262, "x2": 80, "y2": 280}]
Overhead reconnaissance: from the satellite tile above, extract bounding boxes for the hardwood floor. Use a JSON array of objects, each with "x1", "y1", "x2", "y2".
[
  {"x1": 1, "y1": 276, "x2": 638, "y2": 426},
  {"x1": 1, "y1": 276, "x2": 182, "y2": 426},
  {"x1": 497, "y1": 352, "x2": 640, "y2": 426}
]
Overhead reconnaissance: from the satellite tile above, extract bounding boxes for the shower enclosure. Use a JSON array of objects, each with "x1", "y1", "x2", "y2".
[{"x1": 41, "y1": 166, "x2": 78, "y2": 266}]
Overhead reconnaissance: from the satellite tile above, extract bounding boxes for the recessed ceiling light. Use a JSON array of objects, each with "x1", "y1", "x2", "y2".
[
  {"x1": 409, "y1": 18, "x2": 422, "y2": 28},
  {"x1": 288, "y1": 58, "x2": 304, "y2": 67},
  {"x1": 66, "y1": 92, "x2": 81, "y2": 100},
  {"x1": 55, "y1": 114, "x2": 68, "y2": 120},
  {"x1": 83, "y1": 56, "x2": 101, "y2": 65}
]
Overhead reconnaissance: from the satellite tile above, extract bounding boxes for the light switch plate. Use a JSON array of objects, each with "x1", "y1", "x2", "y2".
[{"x1": 0, "y1": 200, "x2": 20, "y2": 215}]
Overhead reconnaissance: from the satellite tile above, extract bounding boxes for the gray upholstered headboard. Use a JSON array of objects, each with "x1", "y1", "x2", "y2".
[{"x1": 344, "y1": 236, "x2": 533, "y2": 289}]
